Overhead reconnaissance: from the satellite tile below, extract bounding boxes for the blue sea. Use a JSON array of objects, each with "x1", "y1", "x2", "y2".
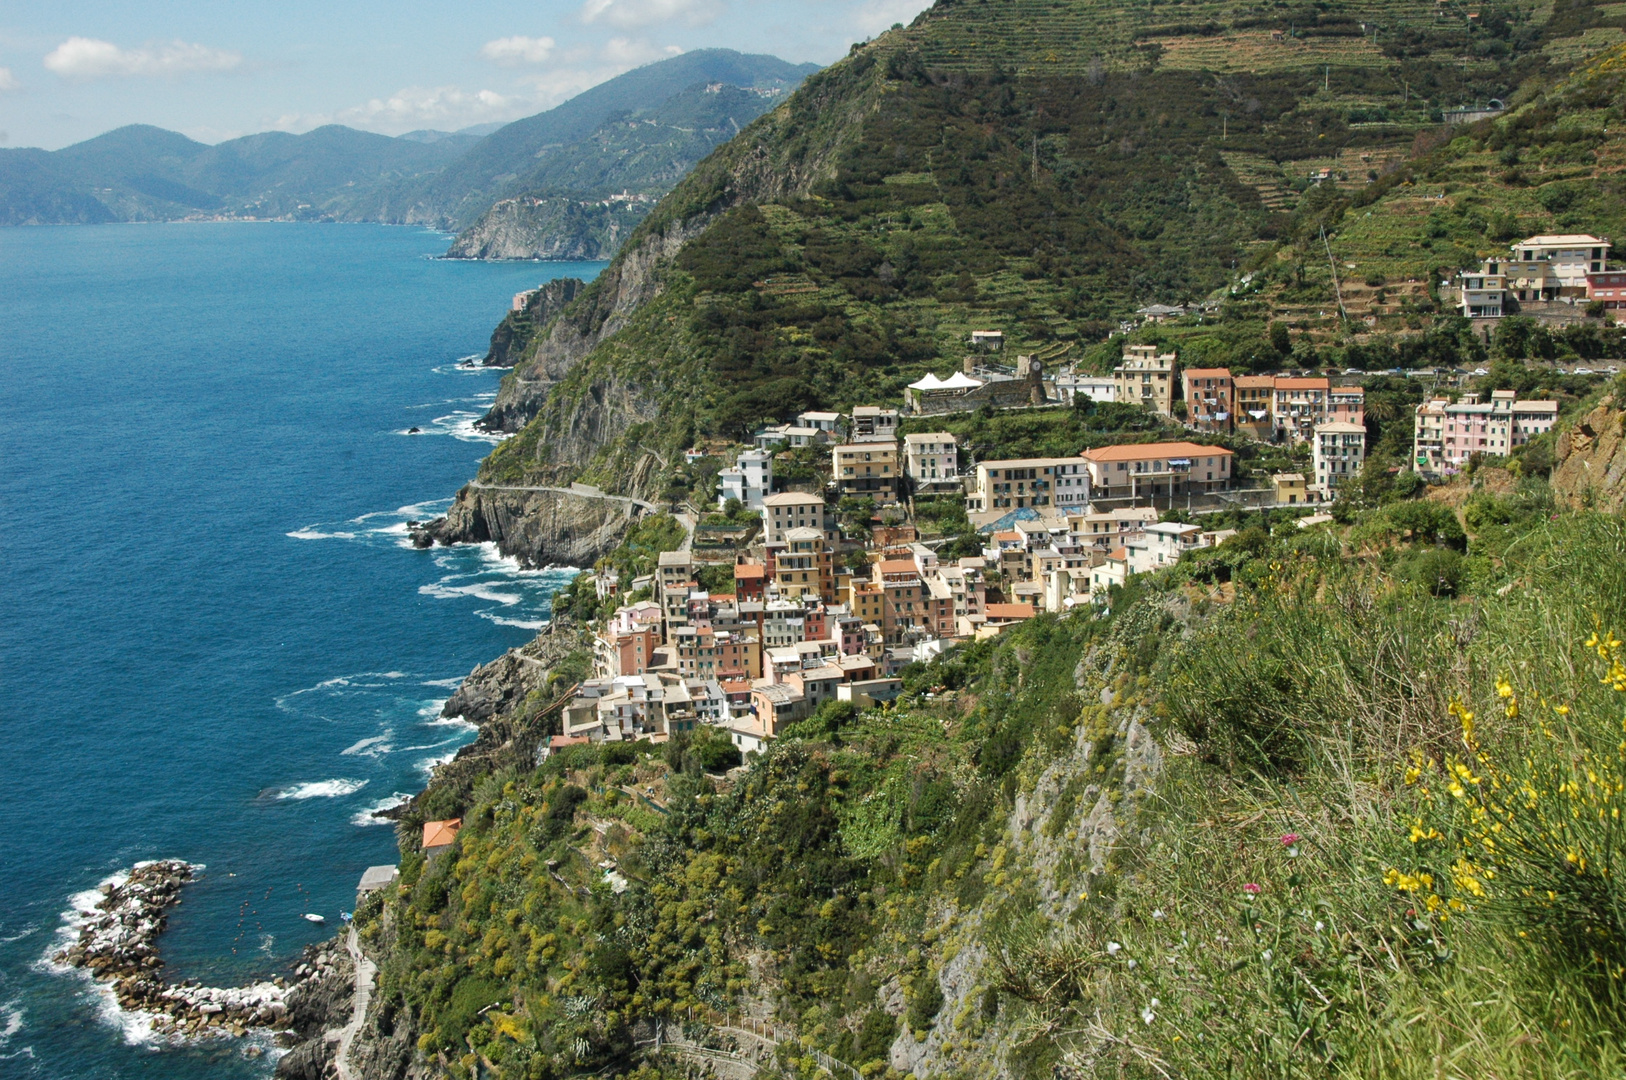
[{"x1": 0, "y1": 223, "x2": 602, "y2": 1077}]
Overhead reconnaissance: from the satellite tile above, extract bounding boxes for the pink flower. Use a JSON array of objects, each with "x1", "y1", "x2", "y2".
[
  {"x1": 1242, "y1": 883, "x2": 1262, "y2": 895},
  {"x1": 1280, "y1": 833, "x2": 1300, "y2": 846}
]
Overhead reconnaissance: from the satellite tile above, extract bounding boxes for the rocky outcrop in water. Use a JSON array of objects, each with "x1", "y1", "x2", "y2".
[
  {"x1": 410, "y1": 483, "x2": 641, "y2": 568},
  {"x1": 54, "y1": 861, "x2": 294, "y2": 1040}
]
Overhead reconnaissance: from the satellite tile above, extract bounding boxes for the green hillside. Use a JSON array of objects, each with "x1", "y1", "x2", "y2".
[
  {"x1": 477, "y1": 0, "x2": 1626, "y2": 493},
  {"x1": 379, "y1": 437, "x2": 1626, "y2": 1079}
]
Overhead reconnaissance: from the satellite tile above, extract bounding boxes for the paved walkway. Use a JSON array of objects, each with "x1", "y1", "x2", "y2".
[{"x1": 329, "y1": 927, "x2": 376, "y2": 1080}]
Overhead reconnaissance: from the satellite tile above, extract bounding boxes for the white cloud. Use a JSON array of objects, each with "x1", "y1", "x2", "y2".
[
  {"x1": 600, "y1": 37, "x2": 685, "y2": 64},
  {"x1": 851, "y1": 0, "x2": 932, "y2": 36},
  {"x1": 43, "y1": 36, "x2": 242, "y2": 80},
  {"x1": 0, "y1": 67, "x2": 18, "y2": 92},
  {"x1": 580, "y1": 0, "x2": 723, "y2": 30},
  {"x1": 273, "y1": 85, "x2": 516, "y2": 135},
  {"x1": 480, "y1": 35, "x2": 557, "y2": 66}
]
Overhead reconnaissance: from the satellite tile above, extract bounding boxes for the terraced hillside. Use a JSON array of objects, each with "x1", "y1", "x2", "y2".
[{"x1": 456, "y1": 0, "x2": 1617, "y2": 501}]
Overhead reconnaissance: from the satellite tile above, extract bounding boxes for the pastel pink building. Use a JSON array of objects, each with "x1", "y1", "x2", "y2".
[{"x1": 1413, "y1": 391, "x2": 1559, "y2": 474}]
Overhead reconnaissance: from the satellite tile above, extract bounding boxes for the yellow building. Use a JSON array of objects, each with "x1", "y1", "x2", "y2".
[
  {"x1": 1112, "y1": 344, "x2": 1177, "y2": 417},
  {"x1": 832, "y1": 441, "x2": 900, "y2": 504}
]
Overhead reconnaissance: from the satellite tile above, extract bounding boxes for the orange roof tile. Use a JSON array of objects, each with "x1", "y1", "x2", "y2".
[
  {"x1": 1272, "y1": 377, "x2": 1329, "y2": 390},
  {"x1": 984, "y1": 603, "x2": 1036, "y2": 620},
  {"x1": 1182, "y1": 367, "x2": 1232, "y2": 379},
  {"x1": 878, "y1": 559, "x2": 918, "y2": 574},
  {"x1": 423, "y1": 818, "x2": 462, "y2": 850},
  {"x1": 735, "y1": 564, "x2": 767, "y2": 578},
  {"x1": 1233, "y1": 375, "x2": 1276, "y2": 388},
  {"x1": 1082, "y1": 441, "x2": 1233, "y2": 463}
]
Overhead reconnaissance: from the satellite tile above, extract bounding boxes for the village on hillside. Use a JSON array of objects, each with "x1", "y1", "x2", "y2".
[{"x1": 537, "y1": 232, "x2": 1617, "y2": 762}]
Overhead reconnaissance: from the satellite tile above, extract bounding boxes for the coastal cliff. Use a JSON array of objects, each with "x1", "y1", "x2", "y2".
[
  {"x1": 411, "y1": 483, "x2": 644, "y2": 568},
  {"x1": 479, "y1": 278, "x2": 586, "y2": 369},
  {"x1": 446, "y1": 197, "x2": 644, "y2": 262},
  {"x1": 474, "y1": 213, "x2": 713, "y2": 437}
]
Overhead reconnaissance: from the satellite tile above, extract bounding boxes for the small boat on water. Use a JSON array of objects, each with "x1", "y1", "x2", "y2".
[{"x1": 302, "y1": 913, "x2": 326, "y2": 924}]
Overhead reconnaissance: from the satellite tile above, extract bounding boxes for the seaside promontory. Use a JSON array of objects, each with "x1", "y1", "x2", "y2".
[{"x1": 160, "y1": 0, "x2": 1626, "y2": 1076}]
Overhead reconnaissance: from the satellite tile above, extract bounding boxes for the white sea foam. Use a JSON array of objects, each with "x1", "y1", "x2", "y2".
[
  {"x1": 479, "y1": 612, "x2": 549, "y2": 630},
  {"x1": 276, "y1": 778, "x2": 368, "y2": 800},
  {"x1": 258, "y1": 934, "x2": 276, "y2": 956},
  {"x1": 422, "y1": 677, "x2": 464, "y2": 689},
  {"x1": 421, "y1": 714, "x2": 477, "y2": 732},
  {"x1": 417, "y1": 751, "x2": 458, "y2": 777},
  {"x1": 0, "y1": 924, "x2": 37, "y2": 946},
  {"x1": 286, "y1": 527, "x2": 357, "y2": 541},
  {"x1": 419, "y1": 580, "x2": 522, "y2": 605},
  {"x1": 351, "y1": 793, "x2": 412, "y2": 827},
  {"x1": 340, "y1": 735, "x2": 392, "y2": 757},
  {"x1": 0, "y1": 1000, "x2": 24, "y2": 1045}
]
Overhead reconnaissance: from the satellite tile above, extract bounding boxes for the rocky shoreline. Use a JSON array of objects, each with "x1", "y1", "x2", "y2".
[{"x1": 53, "y1": 860, "x2": 318, "y2": 1044}]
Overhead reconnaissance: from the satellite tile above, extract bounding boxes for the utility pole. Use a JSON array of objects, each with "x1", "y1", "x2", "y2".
[
  {"x1": 1322, "y1": 226, "x2": 1349, "y2": 323},
  {"x1": 1324, "y1": 65, "x2": 1330, "y2": 92}
]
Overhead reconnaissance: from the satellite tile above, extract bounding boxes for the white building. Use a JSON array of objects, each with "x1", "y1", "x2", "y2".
[
  {"x1": 1056, "y1": 370, "x2": 1118, "y2": 405},
  {"x1": 1455, "y1": 258, "x2": 1509, "y2": 318},
  {"x1": 1312, "y1": 422, "x2": 1366, "y2": 495},
  {"x1": 1067, "y1": 507, "x2": 1160, "y2": 550},
  {"x1": 1089, "y1": 547, "x2": 1130, "y2": 598},
  {"x1": 1126, "y1": 522, "x2": 1204, "y2": 575},
  {"x1": 903, "y1": 432, "x2": 959, "y2": 487},
  {"x1": 718, "y1": 448, "x2": 774, "y2": 509},
  {"x1": 797, "y1": 411, "x2": 843, "y2": 436}
]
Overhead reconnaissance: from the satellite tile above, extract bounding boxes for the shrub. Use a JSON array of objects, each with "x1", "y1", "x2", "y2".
[{"x1": 1390, "y1": 634, "x2": 1626, "y2": 1005}]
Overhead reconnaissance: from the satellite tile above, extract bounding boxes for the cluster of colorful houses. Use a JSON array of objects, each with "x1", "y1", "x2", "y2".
[
  {"x1": 535, "y1": 306, "x2": 1573, "y2": 762},
  {"x1": 556, "y1": 497, "x2": 1243, "y2": 757}
]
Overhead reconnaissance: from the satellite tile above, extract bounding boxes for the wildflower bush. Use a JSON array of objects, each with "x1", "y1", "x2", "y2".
[{"x1": 1391, "y1": 630, "x2": 1626, "y2": 1003}]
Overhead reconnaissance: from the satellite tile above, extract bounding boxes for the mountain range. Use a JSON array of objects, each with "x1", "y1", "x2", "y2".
[{"x1": 0, "y1": 49, "x2": 819, "y2": 255}]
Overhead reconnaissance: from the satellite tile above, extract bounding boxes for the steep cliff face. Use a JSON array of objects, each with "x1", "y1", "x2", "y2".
[
  {"x1": 445, "y1": 197, "x2": 643, "y2": 261},
  {"x1": 412, "y1": 484, "x2": 643, "y2": 568},
  {"x1": 1553, "y1": 395, "x2": 1626, "y2": 513},
  {"x1": 479, "y1": 278, "x2": 585, "y2": 369},
  {"x1": 474, "y1": 213, "x2": 714, "y2": 435}
]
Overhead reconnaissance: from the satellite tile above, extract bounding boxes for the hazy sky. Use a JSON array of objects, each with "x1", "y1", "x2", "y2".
[{"x1": 0, "y1": 0, "x2": 933, "y2": 150}]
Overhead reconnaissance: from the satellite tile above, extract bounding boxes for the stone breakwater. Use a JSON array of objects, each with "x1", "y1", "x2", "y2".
[{"x1": 54, "y1": 860, "x2": 293, "y2": 1039}]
